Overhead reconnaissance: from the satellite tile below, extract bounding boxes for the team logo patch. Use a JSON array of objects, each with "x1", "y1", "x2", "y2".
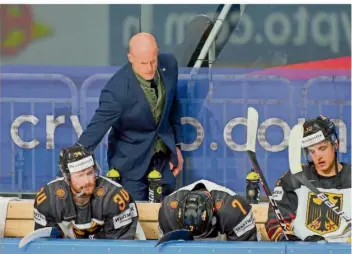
[
  {"x1": 169, "y1": 200, "x2": 178, "y2": 209},
  {"x1": 157, "y1": 186, "x2": 162, "y2": 195},
  {"x1": 55, "y1": 187, "x2": 66, "y2": 199},
  {"x1": 306, "y1": 192, "x2": 343, "y2": 235},
  {"x1": 215, "y1": 200, "x2": 223, "y2": 211},
  {"x1": 73, "y1": 151, "x2": 83, "y2": 157},
  {"x1": 94, "y1": 186, "x2": 105, "y2": 198}
]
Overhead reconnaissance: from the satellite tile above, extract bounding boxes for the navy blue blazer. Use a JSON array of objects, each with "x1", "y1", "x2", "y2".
[{"x1": 77, "y1": 53, "x2": 182, "y2": 181}]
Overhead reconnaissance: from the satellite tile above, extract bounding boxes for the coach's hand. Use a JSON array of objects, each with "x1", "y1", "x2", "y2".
[{"x1": 169, "y1": 146, "x2": 184, "y2": 176}]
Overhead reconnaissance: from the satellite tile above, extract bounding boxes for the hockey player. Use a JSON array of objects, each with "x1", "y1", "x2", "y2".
[
  {"x1": 158, "y1": 179, "x2": 258, "y2": 241},
  {"x1": 33, "y1": 144, "x2": 141, "y2": 240},
  {"x1": 265, "y1": 116, "x2": 351, "y2": 242}
]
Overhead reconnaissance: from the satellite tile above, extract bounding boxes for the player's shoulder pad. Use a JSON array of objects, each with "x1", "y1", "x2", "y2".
[
  {"x1": 33, "y1": 180, "x2": 66, "y2": 227},
  {"x1": 161, "y1": 189, "x2": 189, "y2": 210},
  {"x1": 45, "y1": 177, "x2": 71, "y2": 198},
  {"x1": 274, "y1": 169, "x2": 301, "y2": 190},
  {"x1": 35, "y1": 177, "x2": 68, "y2": 205},
  {"x1": 96, "y1": 176, "x2": 131, "y2": 199},
  {"x1": 46, "y1": 177, "x2": 66, "y2": 187},
  {"x1": 215, "y1": 192, "x2": 254, "y2": 231},
  {"x1": 96, "y1": 176, "x2": 136, "y2": 215}
]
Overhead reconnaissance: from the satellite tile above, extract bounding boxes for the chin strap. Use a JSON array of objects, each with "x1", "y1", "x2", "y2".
[{"x1": 334, "y1": 151, "x2": 341, "y2": 189}]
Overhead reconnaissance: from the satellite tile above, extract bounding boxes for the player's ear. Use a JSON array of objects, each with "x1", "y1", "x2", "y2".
[
  {"x1": 335, "y1": 140, "x2": 340, "y2": 151},
  {"x1": 333, "y1": 139, "x2": 339, "y2": 151},
  {"x1": 127, "y1": 53, "x2": 133, "y2": 64}
]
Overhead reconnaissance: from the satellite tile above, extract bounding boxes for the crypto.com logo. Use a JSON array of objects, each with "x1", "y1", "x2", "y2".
[
  {"x1": 9, "y1": 115, "x2": 348, "y2": 154},
  {"x1": 0, "y1": 5, "x2": 52, "y2": 56}
]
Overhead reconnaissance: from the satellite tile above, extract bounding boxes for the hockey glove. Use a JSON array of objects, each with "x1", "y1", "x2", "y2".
[
  {"x1": 277, "y1": 233, "x2": 302, "y2": 241},
  {"x1": 304, "y1": 235, "x2": 326, "y2": 242}
]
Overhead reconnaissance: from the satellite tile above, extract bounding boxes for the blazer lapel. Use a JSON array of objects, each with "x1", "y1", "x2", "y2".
[{"x1": 157, "y1": 65, "x2": 172, "y2": 127}]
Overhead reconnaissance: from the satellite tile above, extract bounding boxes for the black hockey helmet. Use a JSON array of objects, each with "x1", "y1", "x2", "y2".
[
  {"x1": 302, "y1": 115, "x2": 338, "y2": 148},
  {"x1": 177, "y1": 191, "x2": 214, "y2": 238},
  {"x1": 58, "y1": 143, "x2": 99, "y2": 182}
]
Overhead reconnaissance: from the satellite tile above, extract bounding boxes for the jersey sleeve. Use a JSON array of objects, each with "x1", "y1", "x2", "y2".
[
  {"x1": 218, "y1": 194, "x2": 258, "y2": 241},
  {"x1": 33, "y1": 186, "x2": 59, "y2": 231},
  {"x1": 97, "y1": 187, "x2": 138, "y2": 240},
  {"x1": 265, "y1": 171, "x2": 298, "y2": 241}
]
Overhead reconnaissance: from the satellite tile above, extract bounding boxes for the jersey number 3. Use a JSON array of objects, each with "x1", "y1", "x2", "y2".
[
  {"x1": 113, "y1": 189, "x2": 130, "y2": 211},
  {"x1": 36, "y1": 187, "x2": 47, "y2": 206}
]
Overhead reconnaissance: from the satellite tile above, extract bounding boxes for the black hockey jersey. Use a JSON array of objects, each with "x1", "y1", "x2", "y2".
[
  {"x1": 33, "y1": 176, "x2": 138, "y2": 240},
  {"x1": 265, "y1": 163, "x2": 351, "y2": 242},
  {"x1": 158, "y1": 180, "x2": 258, "y2": 241}
]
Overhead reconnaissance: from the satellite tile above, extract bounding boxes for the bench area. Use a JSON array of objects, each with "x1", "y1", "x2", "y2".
[{"x1": 4, "y1": 200, "x2": 269, "y2": 240}]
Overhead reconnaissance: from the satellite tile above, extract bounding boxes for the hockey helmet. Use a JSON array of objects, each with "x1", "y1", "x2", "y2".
[
  {"x1": 177, "y1": 191, "x2": 214, "y2": 238},
  {"x1": 59, "y1": 143, "x2": 99, "y2": 182},
  {"x1": 302, "y1": 115, "x2": 338, "y2": 149}
]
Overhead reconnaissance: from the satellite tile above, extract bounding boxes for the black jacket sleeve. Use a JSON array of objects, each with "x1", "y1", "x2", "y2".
[
  {"x1": 77, "y1": 76, "x2": 123, "y2": 151},
  {"x1": 265, "y1": 171, "x2": 299, "y2": 241}
]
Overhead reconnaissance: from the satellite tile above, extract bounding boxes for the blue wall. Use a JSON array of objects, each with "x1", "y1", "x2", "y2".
[{"x1": 0, "y1": 66, "x2": 350, "y2": 195}]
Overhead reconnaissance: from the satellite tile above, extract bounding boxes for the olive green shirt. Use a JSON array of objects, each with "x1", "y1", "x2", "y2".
[{"x1": 134, "y1": 70, "x2": 169, "y2": 155}]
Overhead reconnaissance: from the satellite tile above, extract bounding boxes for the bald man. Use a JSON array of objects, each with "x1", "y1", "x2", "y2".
[{"x1": 74, "y1": 33, "x2": 183, "y2": 201}]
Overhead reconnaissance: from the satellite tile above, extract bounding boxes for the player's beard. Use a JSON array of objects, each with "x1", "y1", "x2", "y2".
[{"x1": 72, "y1": 182, "x2": 96, "y2": 197}]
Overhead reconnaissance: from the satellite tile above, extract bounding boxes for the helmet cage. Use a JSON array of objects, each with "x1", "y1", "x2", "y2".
[{"x1": 177, "y1": 191, "x2": 214, "y2": 238}]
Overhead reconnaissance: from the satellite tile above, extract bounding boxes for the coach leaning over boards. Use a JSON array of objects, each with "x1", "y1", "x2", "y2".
[{"x1": 74, "y1": 32, "x2": 184, "y2": 201}]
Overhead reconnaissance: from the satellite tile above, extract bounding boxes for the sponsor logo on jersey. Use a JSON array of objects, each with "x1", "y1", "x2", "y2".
[
  {"x1": 272, "y1": 186, "x2": 284, "y2": 201},
  {"x1": 33, "y1": 208, "x2": 47, "y2": 226},
  {"x1": 306, "y1": 192, "x2": 343, "y2": 235},
  {"x1": 55, "y1": 187, "x2": 66, "y2": 199},
  {"x1": 94, "y1": 186, "x2": 105, "y2": 198},
  {"x1": 233, "y1": 212, "x2": 256, "y2": 237},
  {"x1": 169, "y1": 200, "x2": 178, "y2": 209},
  {"x1": 113, "y1": 203, "x2": 138, "y2": 229}
]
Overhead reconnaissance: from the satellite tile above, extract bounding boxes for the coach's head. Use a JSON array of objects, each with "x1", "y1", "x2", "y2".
[{"x1": 128, "y1": 32, "x2": 158, "y2": 80}]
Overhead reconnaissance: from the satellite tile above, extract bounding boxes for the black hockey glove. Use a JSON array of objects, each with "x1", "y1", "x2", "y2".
[
  {"x1": 89, "y1": 230, "x2": 105, "y2": 239},
  {"x1": 277, "y1": 233, "x2": 302, "y2": 241},
  {"x1": 304, "y1": 235, "x2": 326, "y2": 242}
]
